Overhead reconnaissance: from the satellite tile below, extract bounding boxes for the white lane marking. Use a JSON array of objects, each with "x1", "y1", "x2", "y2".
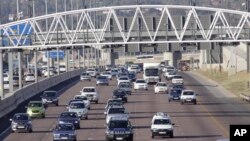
[{"x1": 0, "y1": 126, "x2": 11, "y2": 138}]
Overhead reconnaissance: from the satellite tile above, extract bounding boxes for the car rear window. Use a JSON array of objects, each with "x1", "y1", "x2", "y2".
[
  {"x1": 83, "y1": 88, "x2": 95, "y2": 92},
  {"x1": 183, "y1": 91, "x2": 194, "y2": 95}
]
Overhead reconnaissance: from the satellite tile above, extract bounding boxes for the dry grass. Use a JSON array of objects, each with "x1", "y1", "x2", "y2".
[{"x1": 197, "y1": 70, "x2": 250, "y2": 96}]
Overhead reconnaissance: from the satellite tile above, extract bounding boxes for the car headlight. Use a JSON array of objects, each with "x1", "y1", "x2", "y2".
[
  {"x1": 53, "y1": 134, "x2": 60, "y2": 138},
  {"x1": 69, "y1": 133, "x2": 76, "y2": 137},
  {"x1": 12, "y1": 122, "x2": 17, "y2": 126},
  {"x1": 75, "y1": 120, "x2": 79, "y2": 123},
  {"x1": 125, "y1": 131, "x2": 132, "y2": 134},
  {"x1": 59, "y1": 121, "x2": 64, "y2": 124},
  {"x1": 152, "y1": 128, "x2": 158, "y2": 132},
  {"x1": 106, "y1": 130, "x2": 114, "y2": 134}
]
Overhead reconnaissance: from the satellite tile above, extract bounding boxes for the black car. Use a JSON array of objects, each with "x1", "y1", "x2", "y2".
[
  {"x1": 128, "y1": 73, "x2": 136, "y2": 82},
  {"x1": 168, "y1": 89, "x2": 182, "y2": 102},
  {"x1": 58, "y1": 112, "x2": 80, "y2": 129},
  {"x1": 105, "y1": 116, "x2": 133, "y2": 141},
  {"x1": 41, "y1": 91, "x2": 59, "y2": 106},
  {"x1": 112, "y1": 89, "x2": 128, "y2": 103},
  {"x1": 10, "y1": 113, "x2": 33, "y2": 133},
  {"x1": 171, "y1": 84, "x2": 185, "y2": 91}
]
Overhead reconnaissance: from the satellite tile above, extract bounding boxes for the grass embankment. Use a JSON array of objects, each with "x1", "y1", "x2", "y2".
[{"x1": 197, "y1": 70, "x2": 250, "y2": 96}]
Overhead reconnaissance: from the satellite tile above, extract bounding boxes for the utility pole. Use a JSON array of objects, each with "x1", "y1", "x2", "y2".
[{"x1": 246, "y1": 0, "x2": 250, "y2": 73}]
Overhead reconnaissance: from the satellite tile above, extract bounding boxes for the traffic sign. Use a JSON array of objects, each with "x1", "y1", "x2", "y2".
[{"x1": 46, "y1": 51, "x2": 65, "y2": 59}]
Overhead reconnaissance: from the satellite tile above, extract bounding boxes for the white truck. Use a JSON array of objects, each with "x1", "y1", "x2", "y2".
[{"x1": 143, "y1": 63, "x2": 161, "y2": 83}]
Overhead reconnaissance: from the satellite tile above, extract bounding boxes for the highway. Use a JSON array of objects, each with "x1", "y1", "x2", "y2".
[{"x1": 2, "y1": 72, "x2": 250, "y2": 141}]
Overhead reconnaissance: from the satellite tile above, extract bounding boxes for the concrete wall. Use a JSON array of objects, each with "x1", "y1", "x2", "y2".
[{"x1": 0, "y1": 69, "x2": 83, "y2": 118}]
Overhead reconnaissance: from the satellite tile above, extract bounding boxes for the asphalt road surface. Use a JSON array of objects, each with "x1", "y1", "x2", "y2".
[{"x1": 2, "y1": 72, "x2": 250, "y2": 141}]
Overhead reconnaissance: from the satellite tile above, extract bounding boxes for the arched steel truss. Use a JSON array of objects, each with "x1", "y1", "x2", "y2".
[{"x1": 0, "y1": 5, "x2": 250, "y2": 49}]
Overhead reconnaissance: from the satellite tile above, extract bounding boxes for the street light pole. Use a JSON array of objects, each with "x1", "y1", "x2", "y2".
[{"x1": 247, "y1": 0, "x2": 250, "y2": 73}]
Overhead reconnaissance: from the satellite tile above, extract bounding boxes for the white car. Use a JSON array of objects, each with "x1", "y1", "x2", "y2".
[
  {"x1": 67, "y1": 101, "x2": 88, "y2": 119},
  {"x1": 58, "y1": 65, "x2": 66, "y2": 73},
  {"x1": 180, "y1": 90, "x2": 197, "y2": 105},
  {"x1": 163, "y1": 66, "x2": 175, "y2": 73},
  {"x1": 110, "y1": 69, "x2": 119, "y2": 77},
  {"x1": 101, "y1": 72, "x2": 112, "y2": 80},
  {"x1": 86, "y1": 68, "x2": 98, "y2": 78},
  {"x1": 80, "y1": 87, "x2": 99, "y2": 104},
  {"x1": 80, "y1": 72, "x2": 91, "y2": 81},
  {"x1": 117, "y1": 77, "x2": 130, "y2": 85},
  {"x1": 4, "y1": 81, "x2": 9, "y2": 90},
  {"x1": 43, "y1": 70, "x2": 55, "y2": 77},
  {"x1": 151, "y1": 112, "x2": 174, "y2": 138},
  {"x1": 172, "y1": 75, "x2": 183, "y2": 84},
  {"x1": 74, "y1": 95, "x2": 91, "y2": 110},
  {"x1": 3, "y1": 73, "x2": 9, "y2": 81},
  {"x1": 154, "y1": 82, "x2": 168, "y2": 94},
  {"x1": 134, "y1": 79, "x2": 148, "y2": 91},
  {"x1": 25, "y1": 73, "x2": 35, "y2": 82}
]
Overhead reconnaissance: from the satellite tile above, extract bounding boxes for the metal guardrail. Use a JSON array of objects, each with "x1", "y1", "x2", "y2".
[{"x1": 240, "y1": 93, "x2": 250, "y2": 102}]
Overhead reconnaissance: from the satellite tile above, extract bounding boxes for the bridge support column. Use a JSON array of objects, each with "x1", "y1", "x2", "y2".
[
  {"x1": 47, "y1": 51, "x2": 50, "y2": 78},
  {"x1": 82, "y1": 47, "x2": 85, "y2": 69},
  {"x1": 8, "y1": 51, "x2": 14, "y2": 93},
  {"x1": 0, "y1": 50, "x2": 4, "y2": 99},
  {"x1": 18, "y1": 51, "x2": 22, "y2": 89},
  {"x1": 78, "y1": 49, "x2": 80, "y2": 68},
  {"x1": 71, "y1": 48, "x2": 74, "y2": 70},
  {"x1": 65, "y1": 49, "x2": 69, "y2": 72},
  {"x1": 57, "y1": 47, "x2": 60, "y2": 75},
  {"x1": 247, "y1": 43, "x2": 250, "y2": 73},
  {"x1": 34, "y1": 50, "x2": 38, "y2": 83}
]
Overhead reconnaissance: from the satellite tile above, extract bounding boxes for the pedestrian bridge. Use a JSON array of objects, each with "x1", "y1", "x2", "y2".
[{"x1": 0, "y1": 5, "x2": 250, "y2": 50}]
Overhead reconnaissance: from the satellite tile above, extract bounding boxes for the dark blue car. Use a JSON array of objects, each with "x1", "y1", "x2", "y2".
[
  {"x1": 168, "y1": 89, "x2": 182, "y2": 102},
  {"x1": 58, "y1": 112, "x2": 80, "y2": 129},
  {"x1": 128, "y1": 73, "x2": 136, "y2": 82},
  {"x1": 53, "y1": 123, "x2": 77, "y2": 141}
]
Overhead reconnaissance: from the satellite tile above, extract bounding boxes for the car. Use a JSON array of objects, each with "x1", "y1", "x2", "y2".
[
  {"x1": 134, "y1": 79, "x2": 148, "y2": 91},
  {"x1": 67, "y1": 101, "x2": 88, "y2": 119},
  {"x1": 10, "y1": 113, "x2": 33, "y2": 133},
  {"x1": 128, "y1": 73, "x2": 136, "y2": 82},
  {"x1": 58, "y1": 112, "x2": 80, "y2": 129},
  {"x1": 26, "y1": 101, "x2": 46, "y2": 118},
  {"x1": 168, "y1": 89, "x2": 182, "y2": 102},
  {"x1": 172, "y1": 75, "x2": 183, "y2": 85},
  {"x1": 112, "y1": 89, "x2": 128, "y2": 103},
  {"x1": 105, "y1": 105, "x2": 129, "y2": 124},
  {"x1": 41, "y1": 90, "x2": 59, "y2": 106},
  {"x1": 53, "y1": 123, "x2": 77, "y2": 141},
  {"x1": 116, "y1": 73, "x2": 128, "y2": 79},
  {"x1": 154, "y1": 82, "x2": 168, "y2": 94},
  {"x1": 74, "y1": 95, "x2": 91, "y2": 110},
  {"x1": 13, "y1": 76, "x2": 20, "y2": 86},
  {"x1": 151, "y1": 112, "x2": 174, "y2": 138},
  {"x1": 86, "y1": 68, "x2": 98, "y2": 78},
  {"x1": 80, "y1": 72, "x2": 91, "y2": 81},
  {"x1": 43, "y1": 70, "x2": 55, "y2": 77},
  {"x1": 171, "y1": 84, "x2": 185, "y2": 91},
  {"x1": 3, "y1": 81, "x2": 9, "y2": 90},
  {"x1": 105, "y1": 116, "x2": 134, "y2": 141},
  {"x1": 80, "y1": 87, "x2": 99, "y2": 104},
  {"x1": 110, "y1": 69, "x2": 119, "y2": 77},
  {"x1": 118, "y1": 82, "x2": 132, "y2": 95},
  {"x1": 105, "y1": 65, "x2": 112, "y2": 71},
  {"x1": 96, "y1": 76, "x2": 109, "y2": 86},
  {"x1": 162, "y1": 66, "x2": 175, "y2": 73},
  {"x1": 101, "y1": 72, "x2": 113, "y2": 80},
  {"x1": 180, "y1": 90, "x2": 197, "y2": 105},
  {"x1": 3, "y1": 73, "x2": 9, "y2": 81},
  {"x1": 117, "y1": 76, "x2": 130, "y2": 85},
  {"x1": 58, "y1": 65, "x2": 66, "y2": 73},
  {"x1": 165, "y1": 70, "x2": 177, "y2": 81},
  {"x1": 105, "y1": 99, "x2": 124, "y2": 112},
  {"x1": 25, "y1": 73, "x2": 35, "y2": 82}
]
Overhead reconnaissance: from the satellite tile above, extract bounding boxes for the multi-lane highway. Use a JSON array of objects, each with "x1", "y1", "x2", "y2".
[{"x1": 2, "y1": 71, "x2": 250, "y2": 141}]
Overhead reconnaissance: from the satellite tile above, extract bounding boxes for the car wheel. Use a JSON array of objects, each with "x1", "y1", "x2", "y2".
[
  {"x1": 146, "y1": 89, "x2": 148, "y2": 91},
  {"x1": 130, "y1": 136, "x2": 134, "y2": 141},
  {"x1": 170, "y1": 132, "x2": 174, "y2": 138},
  {"x1": 95, "y1": 101, "x2": 98, "y2": 104},
  {"x1": 151, "y1": 133, "x2": 154, "y2": 138},
  {"x1": 194, "y1": 100, "x2": 197, "y2": 105},
  {"x1": 181, "y1": 101, "x2": 184, "y2": 105},
  {"x1": 85, "y1": 116, "x2": 88, "y2": 120},
  {"x1": 169, "y1": 99, "x2": 171, "y2": 102},
  {"x1": 105, "y1": 137, "x2": 112, "y2": 141},
  {"x1": 29, "y1": 129, "x2": 33, "y2": 133},
  {"x1": 89, "y1": 79, "x2": 91, "y2": 82},
  {"x1": 56, "y1": 103, "x2": 59, "y2": 106},
  {"x1": 88, "y1": 107, "x2": 90, "y2": 110},
  {"x1": 42, "y1": 114, "x2": 45, "y2": 118}
]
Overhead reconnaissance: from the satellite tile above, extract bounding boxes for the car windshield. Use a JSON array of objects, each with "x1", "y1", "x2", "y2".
[
  {"x1": 113, "y1": 90, "x2": 126, "y2": 96},
  {"x1": 136, "y1": 80, "x2": 146, "y2": 83},
  {"x1": 43, "y1": 92, "x2": 56, "y2": 97},
  {"x1": 56, "y1": 124, "x2": 74, "y2": 131},
  {"x1": 112, "y1": 70, "x2": 118, "y2": 72},
  {"x1": 119, "y1": 84, "x2": 130, "y2": 88},
  {"x1": 81, "y1": 73, "x2": 89, "y2": 76},
  {"x1": 108, "y1": 108, "x2": 125, "y2": 114},
  {"x1": 109, "y1": 120, "x2": 129, "y2": 129},
  {"x1": 171, "y1": 90, "x2": 182, "y2": 95},
  {"x1": 70, "y1": 103, "x2": 85, "y2": 109},
  {"x1": 154, "y1": 119, "x2": 170, "y2": 125},
  {"x1": 103, "y1": 72, "x2": 111, "y2": 75},
  {"x1": 59, "y1": 65, "x2": 65, "y2": 68},
  {"x1": 128, "y1": 74, "x2": 135, "y2": 77},
  {"x1": 174, "y1": 76, "x2": 182, "y2": 79},
  {"x1": 27, "y1": 74, "x2": 34, "y2": 76},
  {"x1": 172, "y1": 85, "x2": 184, "y2": 89},
  {"x1": 120, "y1": 77, "x2": 128, "y2": 80},
  {"x1": 157, "y1": 83, "x2": 167, "y2": 86},
  {"x1": 83, "y1": 88, "x2": 95, "y2": 92},
  {"x1": 13, "y1": 77, "x2": 19, "y2": 80},
  {"x1": 60, "y1": 113, "x2": 77, "y2": 118},
  {"x1": 183, "y1": 91, "x2": 194, "y2": 96},
  {"x1": 98, "y1": 76, "x2": 107, "y2": 79},
  {"x1": 13, "y1": 114, "x2": 28, "y2": 120},
  {"x1": 169, "y1": 71, "x2": 176, "y2": 75},
  {"x1": 28, "y1": 102, "x2": 42, "y2": 107},
  {"x1": 75, "y1": 96, "x2": 88, "y2": 100},
  {"x1": 3, "y1": 81, "x2": 9, "y2": 84},
  {"x1": 87, "y1": 69, "x2": 95, "y2": 71},
  {"x1": 145, "y1": 69, "x2": 158, "y2": 76}
]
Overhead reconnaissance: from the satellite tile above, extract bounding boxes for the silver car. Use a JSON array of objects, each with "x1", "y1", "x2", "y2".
[{"x1": 67, "y1": 101, "x2": 88, "y2": 119}]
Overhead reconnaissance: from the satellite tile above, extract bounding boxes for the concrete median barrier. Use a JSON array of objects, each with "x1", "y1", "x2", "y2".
[{"x1": 0, "y1": 69, "x2": 83, "y2": 118}]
